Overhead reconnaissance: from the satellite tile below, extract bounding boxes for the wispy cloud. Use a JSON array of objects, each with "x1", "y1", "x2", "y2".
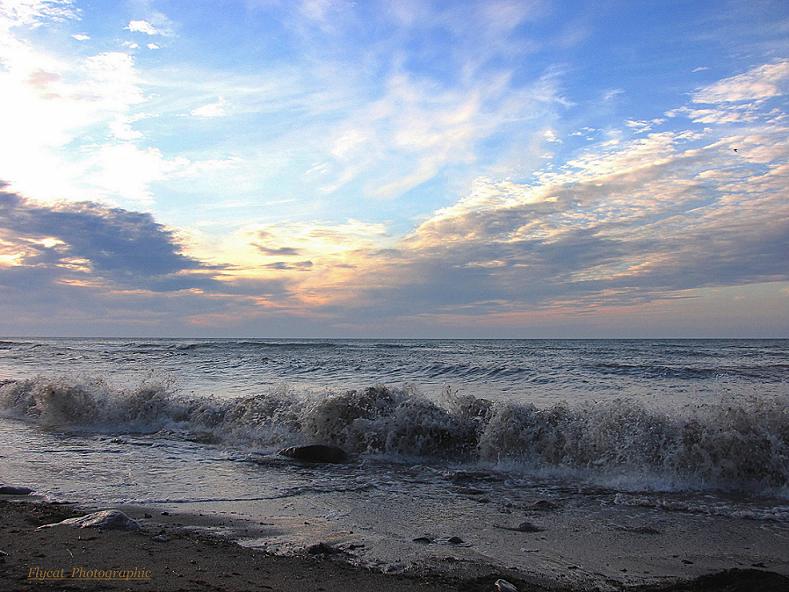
[
  {"x1": 693, "y1": 60, "x2": 789, "y2": 104},
  {"x1": 305, "y1": 61, "x2": 789, "y2": 327},
  {"x1": 1, "y1": 1, "x2": 788, "y2": 335},
  {"x1": 0, "y1": 0, "x2": 79, "y2": 29},
  {"x1": 190, "y1": 97, "x2": 226, "y2": 118}
]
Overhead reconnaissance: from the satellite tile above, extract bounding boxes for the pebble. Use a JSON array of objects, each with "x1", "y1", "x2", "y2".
[
  {"x1": 494, "y1": 579, "x2": 518, "y2": 592},
  {"x1": 0, "y1": 486, "x2": 33, "y2": 495},
  {"x1": 39, "y1": 510, "x2": 140, "y2": 531}
]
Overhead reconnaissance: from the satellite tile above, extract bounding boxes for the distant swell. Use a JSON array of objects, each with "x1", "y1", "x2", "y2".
[{"x1": 1, "y1": 377, "x2": 787, "y2": 494}]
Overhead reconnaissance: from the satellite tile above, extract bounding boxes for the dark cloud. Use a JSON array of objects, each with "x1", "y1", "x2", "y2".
[
  {"x1": 255, "y1": 245, "x2": 302, "y2": 256},
  {"x1": 0, "y1": 185, "x2": 298, "y2": 335},
  {"x1": 263, "y1": 260, "x2": 313, "y2": 270},
  {"x1": 0, "y1": 186, "x2": 215, "y2": 291}
]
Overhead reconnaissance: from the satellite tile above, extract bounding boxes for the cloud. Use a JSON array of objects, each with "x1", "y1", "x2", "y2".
[
  {"x1": 71, "y1": 32, "x2": 89, "y2": 41},
  {"x1": 693, "y1": 59, "x2": 789, "y2": 104},
  {"x1": 163, "y1": 60, "x2": 788, "y2": 334},
  {"x1": 190, "y1": 97, "x2": 227, "y2": 118},
  {"x1": 314, "y1": 61, "x2": 789, "y2": 326},
  {"x1": 0, "y1": 185, "x2": 213, "y2": 289},
  {"x1": 255, "y1": 244, "x2": 302, "y2": 256},
  {"x1": 2, "y1": 5, "x2": 788, "y2": 336},
  {"x1": 0, "y1": 34, "x2": 152, "y2": 203},
  {"x1": 264, "y1": 260, "x2": 313, "y2": 271},
  {"x1": 126, "y1": 19, "x2": 165, "y2": 36},
  {"x1": 313, "y1": 68, "x2": 562, "y2": 198},
  {"x1": 0, "y1": 20, "x2": 232, "y2": 206},
  {"x1": 0, "y1": 185, "x2": 305, "y2": 334},
  {"x1": 0, "y1": 0, "x2": 78, "y2": 29}
]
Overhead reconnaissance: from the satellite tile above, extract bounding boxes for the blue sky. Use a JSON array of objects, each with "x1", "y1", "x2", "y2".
[{"x1": 0, "y1": 0, "x2": 787, "y2": 337}]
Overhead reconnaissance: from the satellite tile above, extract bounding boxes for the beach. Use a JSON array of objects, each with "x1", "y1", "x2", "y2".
[
  {"x1": 2, "y1": 497, "x2": 789, "y2": 592},
  {"x1": 0, "y1": 496, "x2": 563, "y2": 592},
  {"x1": 0, "y1": 498, "x2": 789, "y2": 592},
  {"x1": 0, "y1": 339, "x2": 787, "y2": 590}
]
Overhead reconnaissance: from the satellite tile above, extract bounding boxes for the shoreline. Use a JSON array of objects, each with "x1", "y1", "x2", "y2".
[{"x1": 2, "y1": 497, "x2": 788, "y2": 592}]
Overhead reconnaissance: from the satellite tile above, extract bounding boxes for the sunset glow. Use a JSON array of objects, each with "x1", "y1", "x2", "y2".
[{"x1": 1, "y1": 0, "x2": 787, "y2": 336}]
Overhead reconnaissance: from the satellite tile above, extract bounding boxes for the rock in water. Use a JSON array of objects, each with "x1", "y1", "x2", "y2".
[
  {"x1": 39, "y1": 510, "x2": 140, "y2": 530},
  {"x1": 0, "y1": 485, "x2": 33, "y2": 495},
  {"x1": 494, "y1": 579, "x2": 518, "y2": 592},
  {"x1": 306, "y1": 542, "x2": 343, "y2": 555},
  {"x1": 279, "y1": 445, "x2": 348, "y2": 464}
]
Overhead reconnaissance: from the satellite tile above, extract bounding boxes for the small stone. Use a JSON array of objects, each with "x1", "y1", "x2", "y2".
[
  {"x1": 152, "y1": 534, "x2": 169, "y2": 542},
  {"x1": 38, "y1": 510, "x2": 140, "y2": 531},
  {"x1": 494, "y1": 579, "x2": 518, "y2": 592},
  {"x1": 0, "y1": 486, "x2": 33, "y2": 495},
  {"x1": 160, "y1": 511, "x2": 170, "y2": 516},
  {"x1": 447, "y1": 536, "x2": 464, "y2": 544}
]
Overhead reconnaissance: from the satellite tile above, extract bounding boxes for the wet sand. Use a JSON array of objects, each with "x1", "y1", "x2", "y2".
[{"x1": 2, "y1": 498, "x2": 788, "y2": 592}]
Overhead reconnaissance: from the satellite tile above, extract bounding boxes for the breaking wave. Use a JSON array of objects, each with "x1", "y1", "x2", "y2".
[{"x1": 1, "y1": 376, "x2": 787, "y2": 494}]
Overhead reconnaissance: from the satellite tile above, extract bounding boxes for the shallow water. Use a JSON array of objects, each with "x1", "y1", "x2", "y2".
[{"x1": 0, "y1": 338, "x2": 787, "y2": 584}]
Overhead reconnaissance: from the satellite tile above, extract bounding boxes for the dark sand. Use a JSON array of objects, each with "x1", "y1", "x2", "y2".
[{"x1": 1, "y1": 498, "x2": 787, "y2": 592}]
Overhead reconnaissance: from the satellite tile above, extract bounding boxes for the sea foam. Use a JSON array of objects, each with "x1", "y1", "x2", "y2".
[{"x1": 1, "y1": 376, "x2": 787, "y2": 493}]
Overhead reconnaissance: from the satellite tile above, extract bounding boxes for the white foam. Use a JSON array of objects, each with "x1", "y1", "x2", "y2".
[{"x1": 1, "y1": 376, "x2": 787, "y2": 494}]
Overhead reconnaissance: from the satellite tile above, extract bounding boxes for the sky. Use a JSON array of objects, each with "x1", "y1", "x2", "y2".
[{"x1": 0, "y1": 0, "x2": 787, "y2": 338}]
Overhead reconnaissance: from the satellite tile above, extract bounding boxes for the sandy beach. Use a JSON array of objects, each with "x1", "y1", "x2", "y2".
[{"x1": 2, "y1": 496, "x2": 788, "y2": 592}]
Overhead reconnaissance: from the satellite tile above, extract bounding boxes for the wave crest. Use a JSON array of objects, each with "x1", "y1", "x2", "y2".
[{"x1": 1, "y1": 376, "x2": 787, "y2": 492}]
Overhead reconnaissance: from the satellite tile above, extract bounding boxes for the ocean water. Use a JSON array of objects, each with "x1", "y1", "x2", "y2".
[{"x1": 1, "y1": 338, "x2": 788, "y2": 579}]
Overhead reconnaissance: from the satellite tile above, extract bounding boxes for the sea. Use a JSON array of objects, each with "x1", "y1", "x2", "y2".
[{"x1": 1, "y1": 338, "x2": 787, "y2": 581}]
